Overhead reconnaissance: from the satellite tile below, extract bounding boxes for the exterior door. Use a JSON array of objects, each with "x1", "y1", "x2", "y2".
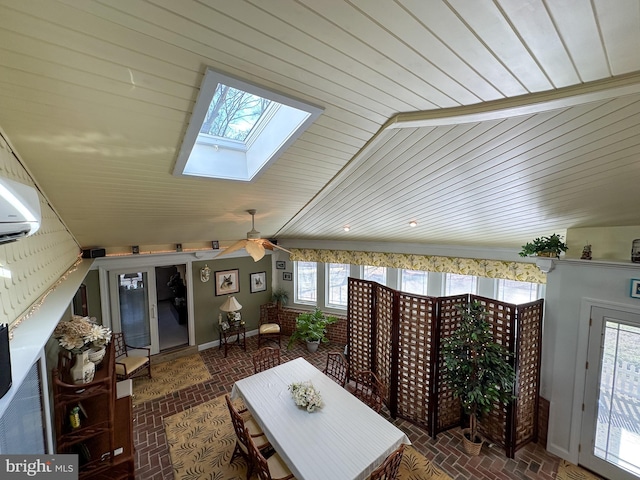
[
  {"x1": 109, "y1": 267, "x2": 160, "y2": 354},
  {"x1": 580, "y1": 306, "x2": 640, "y2": 479}
]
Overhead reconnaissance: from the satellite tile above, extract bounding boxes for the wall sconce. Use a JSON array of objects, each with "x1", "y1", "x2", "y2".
[{"x1": 200, "y1": 264, "x2": 211, "y2": 283}]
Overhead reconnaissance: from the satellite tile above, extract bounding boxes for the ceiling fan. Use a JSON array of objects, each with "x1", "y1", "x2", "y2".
[{"x1": 217, "y1": 209, "x2": 291, "y2": 262}]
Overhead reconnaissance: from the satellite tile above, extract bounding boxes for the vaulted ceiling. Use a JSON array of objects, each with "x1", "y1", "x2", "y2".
[{"x1": 1, "y1": 0, "x2": 639, "y2": 252}]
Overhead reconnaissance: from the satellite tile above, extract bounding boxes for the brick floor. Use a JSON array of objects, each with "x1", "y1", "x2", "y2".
[{"x1": 133, "y1": 335, "x2": 564, "y2": 480}]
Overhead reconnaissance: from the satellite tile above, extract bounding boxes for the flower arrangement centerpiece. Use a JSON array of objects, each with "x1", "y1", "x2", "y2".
[
  {"x1": 288, "y1": 381, "x2": 323, "y2": 412},
  {"x1": 54, "y1": 315, "x2": 112, "y2": 354}
]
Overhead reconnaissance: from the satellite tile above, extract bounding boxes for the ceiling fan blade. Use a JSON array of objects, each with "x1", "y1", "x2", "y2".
[
  {"x1": 245, "y1": 240, "x2": 266, "y2": 261},
  {"x1": 215, "y1": 239, "x2": 248, "y2": 258},
  {"x1": 268, "y1": 242, "x2": 292, "y2": 255}
]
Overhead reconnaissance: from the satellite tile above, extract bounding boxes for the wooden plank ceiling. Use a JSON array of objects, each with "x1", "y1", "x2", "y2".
[{"x1": 0, "y1": 0, "x2": 639, "y2": 251}]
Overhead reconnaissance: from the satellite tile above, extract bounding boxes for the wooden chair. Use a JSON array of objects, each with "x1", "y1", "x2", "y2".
[
  {"x1": 113, "y1": 332, "x2": 151, "y2": 381},
  {"x1": 246, "y1": 424, "x2": 294, "y2": 480},
  {"x1": 224, "y1": 394, "x2": 271, "y2": 480},
  {"x1": 253, "y1": 347, "x2": 281, "y2": 374},
  {"x1": 353, "y1": 370, "x2": 385, "y2": 413},
  {"x1": 369, "y1": 443, "x2": 406, "y2": 480},
  {"x1": 323, "y1": 352, "x2": 348, "y2": 387},
  {"x1": 258, "y1": 303, "x2": 282, "y2": 348}
]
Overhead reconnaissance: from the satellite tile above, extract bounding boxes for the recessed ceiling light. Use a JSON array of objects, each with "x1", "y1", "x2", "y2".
[
  {"x1": 409, "y1": 220, "x2": 418, "y2": 227},
  {"x1": 343, "y1": 225, "x2": 350, "y2": 232}
]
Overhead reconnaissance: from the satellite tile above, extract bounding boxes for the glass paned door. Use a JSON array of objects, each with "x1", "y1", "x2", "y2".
[
  {"x1": 109, "y1": 268, "x2": 159, "y2": 354},
  {"x1": 580, "y1": 307, "x2": 640, "y2": 480}
]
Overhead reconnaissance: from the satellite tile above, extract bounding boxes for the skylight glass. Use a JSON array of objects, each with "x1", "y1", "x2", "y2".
[
  {"x1": 174, "y1": 68, "x2": 323, "y2": 182},
  {"x1": 199, "y1": 84, "x2": 272, "y2": 142}
]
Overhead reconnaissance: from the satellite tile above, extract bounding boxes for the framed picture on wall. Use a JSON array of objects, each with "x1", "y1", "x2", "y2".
[
  {"x1": 250, "y1": 271, "x2": 267, "y2": 293},
  {"x1": 630, "y1": 279, "x2": 640, "y2": 298},
  {"x1": 215, "y1": 269, "x2": 239, "y2": 296},
  {"x1": 283, "y1": 272, "x2": 292, "y2": 281},
  {"x1": 276, "y1": 260, "x2": 286, "y2": 269}
]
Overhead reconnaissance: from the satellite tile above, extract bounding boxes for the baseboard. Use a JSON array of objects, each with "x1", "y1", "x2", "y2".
[{"x1": 198, "y1": 328, "x2": 259, "y2": 351}]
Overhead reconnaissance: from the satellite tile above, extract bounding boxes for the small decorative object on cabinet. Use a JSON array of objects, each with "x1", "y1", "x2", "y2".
[
  {"x1": 52, "y1": 342, "x2": 135, "y2": 479},
  {"x1": 580, "y1": 244, "x2": 592, "y2": 260}
]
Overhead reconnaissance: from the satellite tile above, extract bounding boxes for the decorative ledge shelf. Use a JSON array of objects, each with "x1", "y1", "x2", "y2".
[{"x1": 536, "y1": 257, "x2": 640, "y2": 273}]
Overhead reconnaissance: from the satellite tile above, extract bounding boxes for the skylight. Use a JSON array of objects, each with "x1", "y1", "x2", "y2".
[{"x1": 174, "y1": 68, "x2": 323, "y2": 182}]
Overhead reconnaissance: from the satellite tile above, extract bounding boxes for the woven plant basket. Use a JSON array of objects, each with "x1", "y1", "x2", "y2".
[{"x1": 461, "y1": 428, "x2": 483, "y2": 456}]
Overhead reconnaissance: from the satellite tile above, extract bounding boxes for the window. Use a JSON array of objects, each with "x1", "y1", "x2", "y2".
[
  {"x1": 174, "y1": 68, "x2": 323, "y2": 182},
  {"x1": 295, "y1": 262, "x2": 317, "y2": 304},
  {"x1": 497, "y1": 279, "x2": 539, "y2": 304},
  {"x1": 327, "y1": 263, "x2": 349, "y2": 308},
  {"x1": 445, "y1": 273, "x2": 477, "y2": 296},
  {"x1": 363, "y1": 265, "x2": 386, "y2": 284},
  {"x1": 401, "y1": 269, "x2": 429, "y2": 295}
]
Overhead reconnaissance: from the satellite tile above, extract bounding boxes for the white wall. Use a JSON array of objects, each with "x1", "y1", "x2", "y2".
[{"x1": 543, "y1": 258, "x2": 640, "y2": 462}]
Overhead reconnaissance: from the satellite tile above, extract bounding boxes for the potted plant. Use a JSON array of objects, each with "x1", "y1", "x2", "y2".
[
  {"x1": 518, "y1": 233, "x2": 568, "y2": 258},
  {"x1": 287, "y1": 308, "x2": 338, "y2": 352},
  {"x1": 271, "y1": 287, "x2": 289, "y2": 308},
  {"x1": 441, "y1": 301, "x2": 516, "y2": 455}
]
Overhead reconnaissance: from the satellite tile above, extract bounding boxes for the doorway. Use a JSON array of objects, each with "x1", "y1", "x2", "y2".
[
  {"x1": 108, "y1": 264, "x2": 189, "y2": 354},
  {"x1": 580, "y1": 306, "x2": 640, "y2": 479},
  {"x1": 155, "y1": 265, "x2": 189, "y2": 351}
]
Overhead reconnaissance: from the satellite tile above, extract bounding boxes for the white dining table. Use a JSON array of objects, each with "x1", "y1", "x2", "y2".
[{"x1": 231, "y1": 357, "x2": 410, "y2": 480}]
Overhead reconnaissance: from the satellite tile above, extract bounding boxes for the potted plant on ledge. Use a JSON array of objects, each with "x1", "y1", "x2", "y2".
[
  {"x1": 518, "y1": 233, "x2": 568, "y2": 258},
  {"x1": 287, "y1": 308, "x2": 338, "y2": 353},
  {"x1": 441, "y1": 301, "x2": 516, "y2": 455}
]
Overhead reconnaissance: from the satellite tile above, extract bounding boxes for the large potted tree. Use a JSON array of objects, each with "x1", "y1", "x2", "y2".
[
  {"x1": 441, "y1": 301, "x2": 516, "y2": 455},
  {"x1": 287, "y1": 308, "x2": 338, "y2": 352}
]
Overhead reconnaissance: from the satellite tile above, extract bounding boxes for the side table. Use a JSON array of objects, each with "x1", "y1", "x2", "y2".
[{"x1": 218, "y1": 324, "x2": 246, "y2": 357}]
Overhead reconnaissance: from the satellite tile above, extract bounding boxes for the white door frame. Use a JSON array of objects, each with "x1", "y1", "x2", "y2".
[
  {"x1": 98, "y1": 255, "x2": 195, "y2": 349},
  {"x1": 571, "y1": 298, "x2": 640, "y2": 477}
]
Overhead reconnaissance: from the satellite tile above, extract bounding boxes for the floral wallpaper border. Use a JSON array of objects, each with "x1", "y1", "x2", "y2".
[{"x1": 289, "y1": 248, "x2": 546, "y2": 284}]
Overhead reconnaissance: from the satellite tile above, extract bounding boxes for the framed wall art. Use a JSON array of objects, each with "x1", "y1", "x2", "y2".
[
  {"x1": 215, "y1": 269, "x2": 239, "y2": 296},
  {"x1": 276, "y1": 260, "x2": 286, "y2": 269},
  {"x1": 283, "y1": 272, "x2": 292, "y2": 281},
  {"x1": 630, "y1": 279, "x2": 640, "y2": 299},
  {"x1": 250, "y1": 271, "x2": 267, "y2": 293}
]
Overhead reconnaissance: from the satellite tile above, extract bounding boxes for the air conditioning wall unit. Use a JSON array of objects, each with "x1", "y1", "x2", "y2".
[{"x1": 0, "y1": 177, "x2": 41, "y2": 244}]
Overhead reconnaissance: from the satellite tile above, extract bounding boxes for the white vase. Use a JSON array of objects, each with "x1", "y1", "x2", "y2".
[{"x1": 71, "y1": 351, "x2": 96, "y2": 384}]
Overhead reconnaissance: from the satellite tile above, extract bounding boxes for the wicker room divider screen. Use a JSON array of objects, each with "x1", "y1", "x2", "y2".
[{"x1": 346, "y1": 277, "x2": 544, "y2": 458}]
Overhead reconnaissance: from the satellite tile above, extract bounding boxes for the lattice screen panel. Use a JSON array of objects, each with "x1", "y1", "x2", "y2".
[
  {"x1": 396, "y1": 293, "x2": 435, "y2": 429},
  {"x1": 514, "y1": 300, "x2": 544, "y2": 452},
  {"x1": 471, "y1": 296, "x2": 516, "y2": 448},
  {"x1": 374, "y1": 284, "x2": 395, "y2": 405},
  {"x1": 346, "y1": 279, "x2": 544, "y2": 458},
  {"x1": 435, "y1": 295, "x2": 467, "y2": 433},
  {"x1": 347, "y1": 279, "x2": 374, "y2": 375}
]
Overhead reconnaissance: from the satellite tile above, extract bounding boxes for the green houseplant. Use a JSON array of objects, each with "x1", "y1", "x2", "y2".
[
  {"x1": 518, "y1": 233, "x2": 568, "y2": 257},
  {"x1": 287, "y1": 308, "x2": 338, "y2": 352},
  {"x1": 271, "y1": 287, "x2": 289, "y2": 308},
  {"x1": 441, "y1": 301, "x2": 516, "y2": 455}
]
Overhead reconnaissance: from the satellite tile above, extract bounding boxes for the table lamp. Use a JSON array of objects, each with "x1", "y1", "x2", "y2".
[{"x1": 220, "y1": 296, "x2": 243, "y2": 325}]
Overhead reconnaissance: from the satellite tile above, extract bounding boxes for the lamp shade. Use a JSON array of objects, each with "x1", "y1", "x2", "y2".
[{"x1": 220, "y1": 296, "x2": 242, "y2": 312}]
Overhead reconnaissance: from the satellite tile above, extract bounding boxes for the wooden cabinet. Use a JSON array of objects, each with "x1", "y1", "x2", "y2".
[{"x1": 52, "y1": 342, "x2": 134, "y2": 479}]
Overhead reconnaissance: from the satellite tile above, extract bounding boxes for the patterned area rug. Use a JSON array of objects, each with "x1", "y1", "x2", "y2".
[
  {"x1": 164, "y1": 395, "x2": 452, "y2": 480},
  {"x1": 132, "y1": 354, "x2": 211, "y2": 405},
  {"x1": 555, "y1": 460, "x2": 603, "y2": 480}
]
